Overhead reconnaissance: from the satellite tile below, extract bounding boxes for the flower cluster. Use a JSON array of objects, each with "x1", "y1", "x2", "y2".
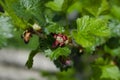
[{"x1": 52, "y1": 34, "x2": 69, "y2": 48}]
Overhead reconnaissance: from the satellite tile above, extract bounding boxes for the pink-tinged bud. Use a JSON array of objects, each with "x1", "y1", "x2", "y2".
[
  {"x1": 65, "y1": 59, "x2": 72, "y2": 66},
  {"x1": 56, "y1": 36, "x2": 64, "y2": 43},
  {"x1": 52, "y1": 34, "x2": 69, "y2": 48}
]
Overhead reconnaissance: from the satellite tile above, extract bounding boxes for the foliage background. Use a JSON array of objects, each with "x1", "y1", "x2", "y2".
[{"x1": 0, "y1": 0, "x2": 120, "y2": 80}]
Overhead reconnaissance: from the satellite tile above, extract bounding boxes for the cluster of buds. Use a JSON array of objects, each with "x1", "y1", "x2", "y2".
[
  {"x1": 52, "y1": 33, "x2": 69, "y2": 48},
  {"x1": 21, "y1": 23, "x2": 42, "y2": 44},
  {"x1": 54, "y1": 56, "x2": 73, "y2": 71}
]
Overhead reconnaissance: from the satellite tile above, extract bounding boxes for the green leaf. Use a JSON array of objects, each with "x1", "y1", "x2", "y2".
[
  {"x1": 91, "y1": 65, "x2": 120, "y2": 80},
  {"x1": 97, "y1": 0, "x2": 109, "y2": 16},
  {"x1": 100, "y1": 65, "x2": 120, "y2": 80},
  {"x1": 72, "y1": 16, "x2": 110, "y2": 48},
  {"x1": 12, "y1": 0, "x2": 42, "y2": 22},
  {"x1": 20, "y1": 0, "x2": 40, "y2": 10},
  {"x1": 25, "y1": 47, "x2": 39, "y2": 69},
  {"x1": 91, "y1": 65, "x2": 102, "y2": 80},
  {"x1": 111, "y1": 5, "x2": 120, "y2": 21},
  {"x1": 81, "y1": 0, "x2": 101, "y2": 16},
  {"x1": 62, "y1": 0, "x2": 77, "y2": 12},
  {"x1": 50, "y1": 47, "x2": 71, "y2": 60},
  {"x1": 72, "y1": 31, "x2": 95, "y2": 48},
  {"x1": 67, "y1": 1, "x2": 82, "y2": 13},
  {"x1": 45, "y1": 0, "x2": 64, "y2": 11},
  {"x1": 0, "y1": 0, "x2": 27, "y2": 29},
  {"x1": 82, "y1": 0, "x2": 109, "y2": 16},
  {"x1": 104, "y1": 45, "x2": 120, "y2": 57},
  {"x1": 45, "y1": 23, "x2": 65, "y2": 34},
  {"x1": 3, "y1": 0, "x2": 45, "y2": 26}
]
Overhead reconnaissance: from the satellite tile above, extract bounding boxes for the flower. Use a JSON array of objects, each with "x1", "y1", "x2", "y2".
[{"x1": 52, "y1": 34, "x2": 69, "y2": 48}]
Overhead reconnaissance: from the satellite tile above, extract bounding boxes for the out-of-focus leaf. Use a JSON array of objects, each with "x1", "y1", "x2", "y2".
[
  {"x1": 100, "y1": 65, "x2": 120, "y2": 80},
  {"x1": 91, "y1": 65, "x2": 120, "y2": 80},
  {"x1": 97, "y1": 0, "x2": 109, "y2": 16},
  {"x1": 45, "y1": 0, "x2": 64, "y2": 11},
  {"x1": 109, "y1": 20, "x2": 120, "y2": 37},
  {"x1": 0, "y1": 0, "x2": 27, "y2": 29},
  {"x1": 12, "y1": 0, "x2": 44, "y2": 23},
  {"x1": 104, "y1": 45, "x2": 120, "y2": 57},
  {"x1": 109, "y1": 0, "x2": 120, "y2": 7},
  {"x1": 41, "y1": 69, "x2": 75, "y2": 80},
  {"x1": 67, "y1": 1, "x2": 82, "y2": 13},
  {"x1": 2, "y1": 0, "x2": 45, "y2": 27},
  {"x1": 106, "y1": 37, "x2": 120, "y2": 49},
  {"x1": 111, "y1": 5, "x2": 120, "y2": 21},
  {"x1": 0, "y1": 16, "x2": 13, "y2": 38},
  {"x1": 91, "y1": 65, "x2": 102, "y2": 80},
  {"x1": 81, "y1": 0, "x2": 109, "y2": 16},
  {"x1": 0, "y1": 15, "x2": 13, "y2": 47}
]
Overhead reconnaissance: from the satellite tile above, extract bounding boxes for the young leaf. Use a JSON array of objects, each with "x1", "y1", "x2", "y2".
[
  {"x1": 72, "y1": 16, "x2": 110, "y2": 48},
  {"x1": 50, "y1": 47, "x2": 71, "y2": 60}
]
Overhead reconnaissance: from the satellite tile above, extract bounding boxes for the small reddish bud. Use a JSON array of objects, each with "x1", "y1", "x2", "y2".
[
  {"x1": 52, "y1": 33, "x2": 69, "y2": 48},
  {"x1": 65, "y1": 59, "x2": 72, "y2": 66}
]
